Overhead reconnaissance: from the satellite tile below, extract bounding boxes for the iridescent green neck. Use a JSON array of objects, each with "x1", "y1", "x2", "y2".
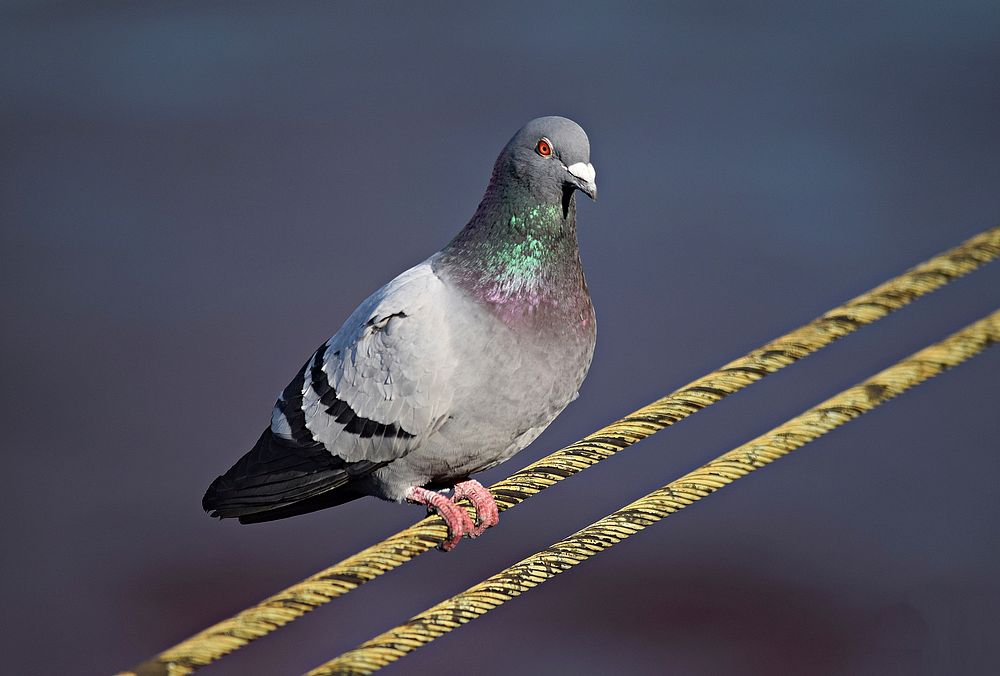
[
  {"x1": 441, "y1": 192, "x2": 586, "y2": 317},
  {"x1": 486, "y1": 204, "x2": 564, "y2": 284}
]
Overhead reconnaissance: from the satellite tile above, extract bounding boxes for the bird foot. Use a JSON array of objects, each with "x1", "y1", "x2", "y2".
[
  {"x1": 452, "y1": 479, "x2": 499, "y2": 537},
  {"x1": 406, "y1": 480, "x2": 499, "y2": 550},
  {"x1": 406, "y1": 486, "x2": 475, "y2": 551}
]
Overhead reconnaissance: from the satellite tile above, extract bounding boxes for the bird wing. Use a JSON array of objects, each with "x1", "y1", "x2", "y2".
[
  {"x1": 270, "y1": 260, "x2": 456, "y2": 464},
  {"x1": 202, "y1": 428, "x2": 384, "y2": 519}
]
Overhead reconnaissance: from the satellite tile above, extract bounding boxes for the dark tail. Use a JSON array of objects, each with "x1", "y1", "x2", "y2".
[{"x1": 202, "y1": 429, "x2": 384, "y2": 523}]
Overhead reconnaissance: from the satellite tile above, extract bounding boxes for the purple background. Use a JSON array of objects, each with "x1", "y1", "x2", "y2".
[{"x1": 3, "y1": 2, "x2": 999, "y2": 674}]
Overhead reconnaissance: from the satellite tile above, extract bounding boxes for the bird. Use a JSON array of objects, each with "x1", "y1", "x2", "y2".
[{"x1": 203, "y1": 116, "x2": 598, "y2": 550}]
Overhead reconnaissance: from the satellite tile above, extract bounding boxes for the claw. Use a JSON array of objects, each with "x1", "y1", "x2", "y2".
[
  {"x1": 406, "y1": 486, "x2": 475, "y2": 551},
  {"x1": 452, "y1": 479, "x2": 499, "y2": 538}
]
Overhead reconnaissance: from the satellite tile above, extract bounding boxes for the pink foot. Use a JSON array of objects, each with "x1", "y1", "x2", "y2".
[
  {"x1": 453, "y1": 479, "x2": 499, "y2": 537},
  {"x1": 406, "y1": 486, "x2": 475, "y2": 551}
]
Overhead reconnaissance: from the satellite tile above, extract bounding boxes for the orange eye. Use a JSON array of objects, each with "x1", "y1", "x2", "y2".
[{"x1": 535, "y1": 138, "x2": 553, "y2": 157}]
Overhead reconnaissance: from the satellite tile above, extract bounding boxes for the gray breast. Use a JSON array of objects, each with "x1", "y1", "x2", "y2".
[{"x1": 370, "y1": 283, "x2": 595, "y2": 496}]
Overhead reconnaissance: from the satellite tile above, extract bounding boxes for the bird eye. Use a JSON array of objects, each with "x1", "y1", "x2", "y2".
[{"x1": 535, "y1": 138, "x2": 553, "y2": 157}]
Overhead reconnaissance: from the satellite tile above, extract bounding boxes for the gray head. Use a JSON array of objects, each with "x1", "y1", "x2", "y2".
[{"x1": 490, "y1": 116, "x2": 597, "y2": 203}]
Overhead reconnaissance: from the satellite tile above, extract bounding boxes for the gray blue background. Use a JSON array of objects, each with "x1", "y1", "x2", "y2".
[{"x1": 2, "y1": 2, "x2": 999, "y2": 674}]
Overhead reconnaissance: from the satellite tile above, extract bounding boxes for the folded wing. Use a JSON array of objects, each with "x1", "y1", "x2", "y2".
[{"x1": 204, "y1": 261, "x2": 456, "y2": 520}]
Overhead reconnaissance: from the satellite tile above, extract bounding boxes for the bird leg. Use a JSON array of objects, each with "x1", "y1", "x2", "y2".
[
  {"x1": 452, "y1": 479, "x2": 499, "y2": 537},
  {"x1": 405, "y1": 486, "x2": 475, "y2": 551}
]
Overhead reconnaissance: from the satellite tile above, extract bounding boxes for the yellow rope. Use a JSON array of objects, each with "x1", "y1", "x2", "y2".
[
  {"x1": 311, "y1": 309, "x2": 1000, "y2": 675},
  {"x1": 123, "y1": 227, "x2": 1000, "y2": 676}
]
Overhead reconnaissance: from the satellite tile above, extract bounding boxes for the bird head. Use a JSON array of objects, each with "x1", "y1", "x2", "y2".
[{"x1": 495, "y1": 116, "x2": 597, "y2": 204}]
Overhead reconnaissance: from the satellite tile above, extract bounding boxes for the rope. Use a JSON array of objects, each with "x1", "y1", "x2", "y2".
[
  {"x1": 123, "y1": 227, "x2": 1000, "y2": 676},
  {"x1": 311, "y1": 309, "x2": 1000, "y2": 675}
]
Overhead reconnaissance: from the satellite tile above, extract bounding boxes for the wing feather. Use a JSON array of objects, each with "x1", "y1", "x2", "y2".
[{"x1": 273, "y1": 260, "x2": 455, "y2": 464}]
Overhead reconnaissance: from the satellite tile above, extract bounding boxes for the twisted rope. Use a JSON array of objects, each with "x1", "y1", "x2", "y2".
[
  {"x1": 312, "y1": 309, "x2": 1000, "y2": 674},
  {"x1": 124, "y1": 227, "x2": 1000, "y2": 676}
]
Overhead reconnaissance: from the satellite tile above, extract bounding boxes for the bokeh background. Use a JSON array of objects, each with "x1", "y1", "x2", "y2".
[{"x1": 3, "y1": 2, "x2": 999, "y2": 674}]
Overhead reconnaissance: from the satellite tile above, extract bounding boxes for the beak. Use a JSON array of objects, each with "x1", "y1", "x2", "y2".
[{"x1": 566, "y1": 162, "x2": 597, "y2": 201}]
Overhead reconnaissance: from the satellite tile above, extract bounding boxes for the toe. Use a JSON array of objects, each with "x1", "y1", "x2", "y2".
[
  {"x1": 406, "y1": 486, "x2": 476, "y2": 551},
  {"x1": 453, "y1": 480, "x2": 500, "y2": 536},
  {"x1": 439, "y1": 506, "x2": 475, "y2": 550},
  {"x1": 440, "y1": 531, "x2": 462, "y2": 551}
]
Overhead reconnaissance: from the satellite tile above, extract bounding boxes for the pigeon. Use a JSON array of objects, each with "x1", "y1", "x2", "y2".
[{"x1": 203, "y1": 116, "x2": 598, "y2": 550}]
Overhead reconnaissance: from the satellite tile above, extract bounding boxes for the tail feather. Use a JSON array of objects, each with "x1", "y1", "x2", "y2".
[
  {"x1": 203, "y1": 429, "x2": 384, "y2": 521},
  {"x1": 235, "y1": 487, "x2": 365, "y2": 524}
]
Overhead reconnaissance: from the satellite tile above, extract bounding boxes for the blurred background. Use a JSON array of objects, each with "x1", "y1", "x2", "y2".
[{"x1": 2, "y1": 2, "x2": 999, "y2": 674}]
